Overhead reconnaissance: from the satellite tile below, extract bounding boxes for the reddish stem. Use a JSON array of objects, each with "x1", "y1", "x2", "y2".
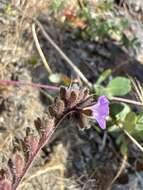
[
  {"x1": 0, "y1": 80, "x2": 60, "y2": 91},
  {"x1": 12, "y1": 126, "x2": 56, "y2": 190},
  {"x1": 12, "y1": 109, "x2": 75, "y2": 190}
]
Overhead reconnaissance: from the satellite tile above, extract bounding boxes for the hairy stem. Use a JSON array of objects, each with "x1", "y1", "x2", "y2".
[
  {"x1": 12, "y1": 127, "x2": 55, "y2": 190},
  {"x1": 12, "y1": 109, "x2": 75, "y2": 190},
  {"x1": 0, "y1": 80, "x2": 59, "y2": 91}
]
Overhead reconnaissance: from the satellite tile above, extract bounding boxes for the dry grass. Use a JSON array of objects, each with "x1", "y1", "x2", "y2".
[
  {"x1": 0, "y1": 0, "x2": 80, "y2": 77},
  {"x1": 132, "y1": 78, "x2": 143, "y2": 105},
  {"x1": 20, "y1": 143, "x2": 68, "y2": 190},
  {"x1": 0, "y1": 0, "x2": 50, "y2": 78}
]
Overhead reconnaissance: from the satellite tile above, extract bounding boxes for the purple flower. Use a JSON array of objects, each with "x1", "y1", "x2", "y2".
[{"x1": 83, "y1": 96, "x2": 109, "y2": 129}]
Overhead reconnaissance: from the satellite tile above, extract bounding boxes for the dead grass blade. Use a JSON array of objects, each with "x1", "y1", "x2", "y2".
[
  {"x1": 131, "y1": 78, "x2": 143, "y2": 104},
  {"x1": 111, "y1": 96, "x2": 143, "y2": 106},
  {"x1": 124, "y1": 130, "x2": 143, "y2": 153},
  {"x1": 107, "y1": 154, "x2": 127, "y2": 190},
  {"x1": 20, "y1": 164, "x2": 65, "y2": 190},
  {"x1": 32, "y1": 23, "x2": 53, "y2": 75},
  {"x1": 35, "y1": 20, "x2": 92, "y2": 88}
]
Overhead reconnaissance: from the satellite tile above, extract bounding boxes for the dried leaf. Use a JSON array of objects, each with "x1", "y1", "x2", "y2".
[
  {"x1": 34, "y1": 118, "x2": 47, "y2": 136},
  {"x1": 27, "y1": 137, "x2": 39, "y2": 155},
  {"x1": 68, "y1": 91, "x2": 77, "y2": 107},
  {"x1": 83, "y1": 88, "x2": 89, "y2": 99},
  {"x1": 52, "y1": 97, "x2": 65, "y2": 117},
  {"x1": 60, "y1": 87, "x2": 67, "y2": 100},
  {"x1": 8, "y1": 159, "x2": 16, "y2": 182},
  {"x1": 14, "y1": 153, "x2": 24, "y2": 176},
  {"x1": 55, "y1": 99, "x2": 65, "y2": 115},
  {"x1": 48, "y1": 106, "x2": 56, "y2": 117},
  {"x1": 20, "y1": 139, "x2": 29, "y2": 161},
  {"x1": 34, "y1": 117, "x2": 42, "y2": 131},
  {"x1": 81, "y1": 109, "x2": 92, "y2": 116}
]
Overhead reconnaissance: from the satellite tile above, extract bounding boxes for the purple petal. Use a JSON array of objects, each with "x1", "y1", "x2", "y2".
[
  {"x1": 83, "y1": 96, "x2": 109, "y2": 129},
  {"x1": 92, "y1": 96, "x2": 109, "y2": 117},
  {"x1": 95, "y1": 115, "x2": 106, "y2": 129}
]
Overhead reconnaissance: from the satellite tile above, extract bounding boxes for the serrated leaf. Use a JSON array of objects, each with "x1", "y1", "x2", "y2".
[
  {"x1": 106, "y1": 77, "x2": 131, "y2": 96},
  {"x1": 15, "y1": 153, "x2": 24, "y2": 176}
]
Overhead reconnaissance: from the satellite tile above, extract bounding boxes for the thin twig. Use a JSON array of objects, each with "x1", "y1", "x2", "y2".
[
  {"x1": 35, "y1": 20, "x2": 92, "y2": 88},
  {"x1": 131, "y1": 78, "x2": 143, "y2": 104},
  {"x1": 111, "y1": 96, "x2": 143, "y2": 106},
  {"x1": 32, "y1": 23, "x2": 53, "y2": 75},
  {"x1": 118, "y1": 121, "x2": 143, "y2": 153},
  {"x1": 82, "y1": 170, "x2": 97, "y2": 190},
  {"x1": 124, "y1": 130, "x2": 143, "y2": 153},
  {"x1": 107, "y1": 154, "x2": 127, "y2": 190},
  {"x1": 108, "y1": 132, "x2": 143, "y2": 186},
  {"x1": 0, "y1": 80, "x2": 59, "y2": 91}
]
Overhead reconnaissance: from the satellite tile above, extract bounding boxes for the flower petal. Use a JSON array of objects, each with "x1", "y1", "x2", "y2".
[
  {"x1": 82, "y1": 96, "x2": 109, "y2": 129},
  {"x1": 93, "y1": 96, "x2": 109, "y2": 117},
  {"x1": 95, "y1": 115, "x2": 106, "y2": 129}
]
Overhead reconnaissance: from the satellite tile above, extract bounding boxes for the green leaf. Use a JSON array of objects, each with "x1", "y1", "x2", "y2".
[
  {"x1": 102, "y1": 1, "x2": 113, "y2": 11},
  {"x1": 49, "y1": 73, "x2": 61, "y2": 83},
  {"x1": 106, "y1": 77, "x2": 131, "y2": 96},
  {"x1": 135, "y1": 114, "x2": 143, "y2": 131},
  {"x1": 116, "y1": 134, "x2": 128, "y2": 155},
  {"x1": 29, "y1": 56, "x2": 38, "y2": 65},
  {"x1": 120, "y1": 142, "x2": 128, "y2": 155},
  {"x1": 124, "y1": 112, "x2": 137, "y2": 133},
  {"x1": 110, "y1": 103, "x2": 125, "y2": 116},
  {"x1": 116, "y1": 134, "x2": 124, "y2": 145},
  {"x1": 108, "y1": 124, "x2": 120, "y2": 132},
  {"x1": 93, "y1": 84, "x2": 109, "y2": 96},
  {"x1": 96, "y1": 69, "x2": 111, "y2": 85},
  {"x1": 50, "y1": 0, "x2": 63, "y2": 13},
  {"x1": 110, "y1": 103, "x2": 131, "y2": 121},
  {"x1": 135, "y1": 123, "x2": 143, "y2": 131}
]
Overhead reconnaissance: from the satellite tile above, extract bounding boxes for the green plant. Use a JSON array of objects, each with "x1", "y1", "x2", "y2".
[
  {"x1": 93, "y1": 72, "x2": 143, "y2": 155},
  {"x1": 77, "y1": 1, "x2": 139, "y2": 51},
  {"x1": 49, "y1": 0, "x2": 64, "y2": 15},
  {"x1": 94, "y1": 76, "x2": 131, "y2": 97}
]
